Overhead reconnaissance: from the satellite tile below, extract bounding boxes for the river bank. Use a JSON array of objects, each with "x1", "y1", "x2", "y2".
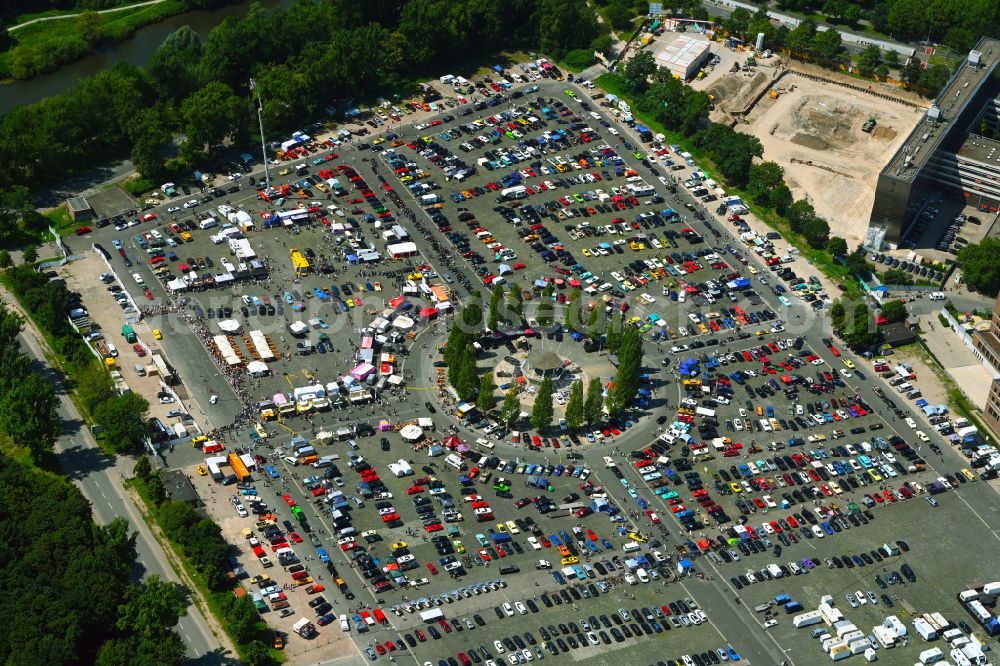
[
  {"x1": 0, "y1": 0, "x2": 187, "y2": 81},
  {"x1": 0, "y1": 0, "x2": 287, "y2": 114}
]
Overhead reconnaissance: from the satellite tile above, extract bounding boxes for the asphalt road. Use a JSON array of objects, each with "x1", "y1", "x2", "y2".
[{"x1": 6, "y1": 301, "x2": 233, "y2": 664}]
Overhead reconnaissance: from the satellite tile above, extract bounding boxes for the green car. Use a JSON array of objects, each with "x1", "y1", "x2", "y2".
[{"x1": 564, "y1": 89, "x2": 576, "y2": 97}]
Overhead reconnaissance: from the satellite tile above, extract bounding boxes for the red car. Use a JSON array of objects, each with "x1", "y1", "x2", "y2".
[
  {"x1": 426, "y1": 562, "x2": 438, "y2": 575},
  {"x1": 282, "y1": 494, "x2": 296, "y2": 506},
  {"x1": 140, "y1": 213, "x2": 157, "y2": 221},
  {"x1": 132, "y1": 343, "x2": 146, "y2": 357},
  {"x1": 75, "y1": 226, "x2": 92, "y2": 236},
  {"x1": 289, "y1": 532, "x2": 303, "y2": 543}
]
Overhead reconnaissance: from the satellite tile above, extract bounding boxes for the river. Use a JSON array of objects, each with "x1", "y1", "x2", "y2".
[{"x1": 2, "y1": 0, "x2": 287, "y2": 115}]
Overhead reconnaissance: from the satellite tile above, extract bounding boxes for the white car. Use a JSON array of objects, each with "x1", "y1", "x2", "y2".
[
  {"x1": 183, "y1": 199, "x2": 199, "y2": 209},
  {"x1": 167, "y1": 206, "x2": 181, "y2": 213},
  {"x1": 515, "y1": 601, "x2": 527, "y2": 615},
  {"x1": 494, "y1": 640, "x2": 505, "y2": 654}
]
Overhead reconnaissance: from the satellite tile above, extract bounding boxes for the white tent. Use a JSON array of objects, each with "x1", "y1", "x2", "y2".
[
  {"x1": 399, "y1": 424, "x2": 423, "y2": 441},
  {"x1": 247, "y1": 361, "x2": 269, "y2": 377},
  {"x1": 218, "y1": 319, "x2": 242, "y2": 333},
  {"x1": 392, "y1": 315, "x2": 415, "y2": 330}
]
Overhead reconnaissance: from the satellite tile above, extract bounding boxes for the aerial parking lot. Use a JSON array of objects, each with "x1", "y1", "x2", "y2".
[{"x1": 60, "y1": 64, "x2": 1000, "y2": 666}]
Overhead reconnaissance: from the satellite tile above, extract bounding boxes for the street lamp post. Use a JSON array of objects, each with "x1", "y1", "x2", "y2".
[{"x1": 250, "y1": 78, "x2": 270, "y2": 189}]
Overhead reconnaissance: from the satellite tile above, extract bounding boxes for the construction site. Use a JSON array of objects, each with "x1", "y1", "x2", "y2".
[{"x1": 716, "y1": 61, "x2": 926, "y2": 245}]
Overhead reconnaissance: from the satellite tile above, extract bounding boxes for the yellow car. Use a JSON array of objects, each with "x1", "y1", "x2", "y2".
[
  {"x1": 628, "y1": 532, "x2": 648, "y2": 543},
  {"x1": 452, "y1": 540, "x2": 465, "y2": 553},
  {"x1": 730, "y1": 482, "x2": 742, "y2": 494},
  {"x1": 346, "y1": 298, "x2": 355, "y2": 308},
  {"x1": 372, "y1": 137, "x2": 385, "y2": 145},
  {"x1": 561, "y1": 556, "x2": 579, "y2": 566},
  {"x1": 152, "y1": 328, "x2": 162, "y2": 340},
  {"x1": 581, "y1": 248, "x2": 592, "y2": 257},
  {"x1": 196, "y1": 465, "x2": 207, "y2": 476},
  {"x1": 392, "y1": 541, "x2": 407, "y2": 550},
  {"x1": 843, "y1": 358, "x2": 855, "y2": 369},
  {"x1": 278, "y1": 167, "x2": 291, "y2": 176},
  {"x1": 747, "y1": 265, "x2": 758, "y2": 275}
]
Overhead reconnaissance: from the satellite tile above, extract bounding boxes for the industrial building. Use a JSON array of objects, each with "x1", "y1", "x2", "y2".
[
  {"x1": 66, "y1": 196, "x2": 95, "y2": 221},
  {"x1": 655, "y1": 34, "x2": 711, "y2": 80},
  {"x1": 868, "y1": 37, "x2": 1000, "y2": 246}
]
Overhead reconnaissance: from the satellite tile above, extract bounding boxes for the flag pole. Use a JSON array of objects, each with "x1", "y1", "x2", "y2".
[{"x1": 251, "y1": 78, "x2": 270, "y2": 188}]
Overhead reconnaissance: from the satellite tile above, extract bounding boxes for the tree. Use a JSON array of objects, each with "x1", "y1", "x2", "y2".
[
  {"x1": 692, "y1": 123, "x2": 762, "y2": 187},
  {"x1": 958, "y1": 238, "x2": 1000, "y2": 294},
  {"x1": 146, "y1": 473, "x2": 167, "y2": 505},
  {"x1": 455, "y1": 347, "x2": 479, "y2": 402},
  {"x1": 94, "y1": 392, "x2": 150, "y2": 453},
  {"x1": 243, "y1": 640, "x2": 271, "y2": 666},
  {"x1": 829, "y1": 300, "x2": 846, "y2": 332},
  {"x1": 844, "y1": 249, "x2": 872, "y2": 278},
  {"x1": 842, "y1": 301, "x2": 878, "y2": 350},
  {"x1": 0, "y1": 250, "x2": 10, "y2": 268},
  {"x1": 477, "y1": 372, "x2": 496, "y2": 414},
  {"x1": 128, "y1": 106, "x2": 172, "y2": 179},
  {"x1": 94, "y1": 517, "x2": 139, "y2": 580},
  {"x1": 0, "y1": 372, "x2": 61, "y2": 461},
  {"x1": 531, "y1": 377, "x2": 554, "y2": 431},
  {"x1": 21, "y1": 245, "x2": 37, "y2": 264},
  {"x1": 564, "y1": 287, "x2": 582, "y2": 330},
  {"x1": 116, "y1": 575, "x2": 187, "y2": 640},
  {"x1": 507, "y1": 283, "x2": 523, "y2": 321},
  {"x1": 180, "y1": 81, "x2": 244, "y2": 158},
  {"x1": 724, "y1": 7, "x2": 752, "y2": 35},
  {"x1": 747, "y1": 161, "x2": 786, "y2": 207},
  {"x1": 76, "y1": 10, "x2": 104, "y2": 47},
  {"x1": 584, "y1": 376, "x2": 603, "y2": 426},
  {"x1": 785, "y1": 199, "x2": 816, "y2": 233},
  {"x1": 787, "y1": 19, "x2": 817, "y2": 54},
  {"x1": 586, "y1": 306, "x2": 602, "y2": 340},
  {"x1": 606, "y1": 312, "x2": 623, "y2": 354},
  {"x1": 605, "y1": 0, "x2": 634, "y2": 31},
  {"x1": 591, "y1": 34, "x2": 616, "y2": 59},
  {"x1": 624, "y1": 50, "x2": 656, "y2": 92},
  {"x1": 487, "y1": 284, "x2": 504, "y2": 330},
  {"x1": 607, "y1": 326, "x2": 643, "y2": 415},
  {"x1": 900, "y1": 58, "x2": 922, "y2": 85},
  {"x1": 537, "y1": 0, "x2": 600, "y2": 61},
  {"x1": 500, "y1": 388, "x2": 520, "y2": 427},
  {"x1": 827, "y1": 236, "x2": 848, "y2": 257},
  {"x1": 223, "y1": 595, "x2": 259, "y2": 643},
  {"x1": 536, "y1": 284, "x2": 554, "y2": 326},
  {"x1": 880, "y1": 299, "x2": 908, "y2": 323},
  {"x1": 134, "y1": 455, "x2": 153, "y2": 481},
  {"x1": 856, "y1": 45, "x2": 882, "y2": 76},
  {"x1": 801, "y1": 217, "x2": 830, "y2": 249},
  {"x1": 565, "y1": 380, "x2": 584, "y2": 430}
]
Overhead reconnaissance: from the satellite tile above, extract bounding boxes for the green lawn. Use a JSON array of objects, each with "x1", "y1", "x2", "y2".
[{"x1": 43, "y1": 205, "x2": 76, "y2": 236}]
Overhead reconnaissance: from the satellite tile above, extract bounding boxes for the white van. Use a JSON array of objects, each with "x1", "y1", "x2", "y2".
[
  {"x1": 622, "y1": 541, "x2": 641, "y2": 553},
  {"x1": 340, "y1": 615, "x2": 350, "y2": 632},
  {"x1": 106, "y1": 343, "x2": 119, "y2": 357},
  {"x1": 198, "y1": 218, "x2": 217, "y2": 230}
]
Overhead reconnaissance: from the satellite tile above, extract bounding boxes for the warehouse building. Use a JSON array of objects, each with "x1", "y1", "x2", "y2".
[
  {"x1": 655, "y1": 35, "x2": 711, "y2": 80},
  {"x1": 868, "y1": 37, "x2": 1000, "y2": 246}
]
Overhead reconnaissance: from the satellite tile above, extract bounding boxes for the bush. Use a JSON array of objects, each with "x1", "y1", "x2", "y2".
[
  {"x1": 563, "y1": 49, "x2": 596, "y2": 70},
  {"x1": 938, "y1": 313, "x2": 950, "y2": 328},
  {"x1": 122, "y1": 177, "x2": 156, "y2": 196}
]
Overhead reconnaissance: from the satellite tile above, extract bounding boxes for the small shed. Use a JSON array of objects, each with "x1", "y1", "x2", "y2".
[{"x1": 67, "y1": 196, "x2": 95, "y2": 221}]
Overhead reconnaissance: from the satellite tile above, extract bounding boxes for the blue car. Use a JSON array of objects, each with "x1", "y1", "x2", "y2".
[
  {"x1": 727, "y1": 647, "x2": 741, "y2": 661},
  {"x1": 317, "y1": 547, "x2": 329, "y2": 563},
  {"x1": 265, "y1": 465, "x2": 279, "y2": 479}
]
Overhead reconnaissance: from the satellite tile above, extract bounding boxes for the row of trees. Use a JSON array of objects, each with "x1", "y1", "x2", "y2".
[
  {"x1": 774, "y1": 0, "x2": 1000, "y2": 53},
  {"x1": 0, "y1": 302, "x2": 61, "y2": 461},
  {"x1": 830, "y1": 298, "x2": 878, "y2": 349},
  {"x1": 0, "y1": 0, "x2": 599, "y2": 199},
  {"x1": 137, "y1": 461, "x2": 234, "y2": 591},
  {"x1": 0, "y1": 453, "x2": 186, "y2": 665},
  {"x1": 723, "y1": 8, "x2": 954, "y2": 95},
  {"x1": 5, "y1": 264, "x2": 151, "y2": 453}
]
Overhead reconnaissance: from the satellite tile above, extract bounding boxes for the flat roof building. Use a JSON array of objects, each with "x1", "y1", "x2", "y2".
[
  {"x1": 655, "y1": 35, "x2": 711, "y2": 80},
  {"x1": 869, "y1": 37, "x2": 1000, "y2": 246},
  {"x1": 66, "y1": 196, "x2": 95, "y2": 221}
]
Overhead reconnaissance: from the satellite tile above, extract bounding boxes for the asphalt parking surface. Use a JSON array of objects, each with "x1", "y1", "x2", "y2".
[{"x1": 70, "y1": 76, "x2": 1000, "y2": 666}]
